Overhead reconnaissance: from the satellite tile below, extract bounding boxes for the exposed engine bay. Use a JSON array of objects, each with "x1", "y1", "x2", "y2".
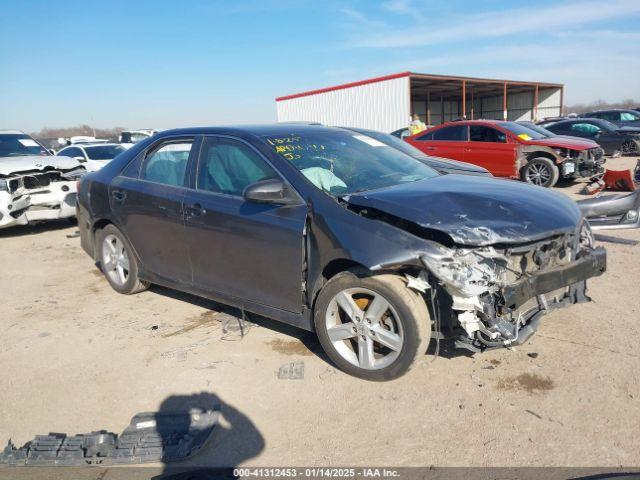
[
  {"x1": 413, "y1": 223, "x2": 606, "y2": 351},
  {"x1": 518, "y1": 144, "x2": 605, "y2": 179}
]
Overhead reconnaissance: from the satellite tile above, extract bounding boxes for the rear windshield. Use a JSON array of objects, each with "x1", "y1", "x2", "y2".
[
  {"x1": 517, "y1": 123, "x2": 555, "y2": 137},
  {"x1": 500, "y1": 122, "x2": 547, "y2": 140},
  {"x1": 262, "y1": 130, "x2": 439, "y2": 196},
  {"x1": 85, "y1": 145, "x2": 126, "y2": 160},
  {"x1": 0, "y1": 134, "x2": 49, "y2": 158}
]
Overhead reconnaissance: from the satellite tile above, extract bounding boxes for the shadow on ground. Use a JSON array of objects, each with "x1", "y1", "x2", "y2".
[
  {"x1": 151, "y1": 285, "x2": 327, "y2": 360},
  {"x1": 151, "y1": 391, "x2": 265, "y2": 479},
  {"x1": 0, "y1": 219, "x2": 76, "y2": 238}
]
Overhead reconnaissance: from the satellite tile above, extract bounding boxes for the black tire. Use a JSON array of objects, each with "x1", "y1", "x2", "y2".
[
  {"x1": 96, "y1": 224, "x2": 150, "y2": 295},
  {"x1": 520, "y1": 157, "x2": 560, "y2": 188},
  {"x1": 314, "y1": 270, "x2": 431, "y2": 381}
]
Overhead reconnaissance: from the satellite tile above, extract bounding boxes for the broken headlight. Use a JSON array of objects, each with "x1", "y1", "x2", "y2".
[{"x1": 421, "y1": 249, "x2": 505, "y2": 297}]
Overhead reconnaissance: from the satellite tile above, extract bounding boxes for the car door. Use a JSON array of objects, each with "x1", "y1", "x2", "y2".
[
  {"x1": 409, "y1": 125, "x2": 467, "y2": 161},
  {"x1": 466, "y1": 125, "x2": 517, "y2": 177},
  {"x1": 183, "y1": 135, "x2": 308, "y2": 313},
  {"x1": 109, "y1": 137, "x2": 195, "y2": 285}
]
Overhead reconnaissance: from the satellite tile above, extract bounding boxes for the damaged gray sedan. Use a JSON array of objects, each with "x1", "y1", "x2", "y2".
[{"x1": 77, "y1": 125, "x2": 606, "y2": 380}]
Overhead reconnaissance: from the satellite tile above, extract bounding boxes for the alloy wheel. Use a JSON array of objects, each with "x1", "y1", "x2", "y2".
[
  {"x1": 526, "y1": 162, "x2": 552, "y2": 186},
  {"x1": 324, "y1": 288, "x2": 404, "y2": 370},
  {"x1": 102, "y1": 234, "x2": 130, "y2": 286}
]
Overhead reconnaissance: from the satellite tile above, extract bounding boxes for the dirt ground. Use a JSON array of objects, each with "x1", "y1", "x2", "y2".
[{"x1": 0, "y1": 157, "x2": 639, "y2": 471}]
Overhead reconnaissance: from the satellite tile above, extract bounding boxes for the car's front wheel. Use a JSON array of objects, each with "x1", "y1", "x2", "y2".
[
  {"x1": 314, "y1": 270, "x2": 431, "y2": 381},
  {"x1": 97, "y1": 224, "x2": 150, "y2": 295},
  {"x1": 521, "y1": 157, "x2": 560, "y2": 188}
]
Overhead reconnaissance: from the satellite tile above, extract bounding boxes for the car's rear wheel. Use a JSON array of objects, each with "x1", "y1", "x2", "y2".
[
  {"x1": 521, "y1": 157, "x2": 559, "y2": 188},
  {"x1": 97, "y1": 224, "x2": 149, "y2": 294},
  {"x1": 314, "y1": 270, "x2": 431, "y2": 381}
]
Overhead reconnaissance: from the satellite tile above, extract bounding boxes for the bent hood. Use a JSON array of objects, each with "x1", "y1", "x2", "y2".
[
  {"x1": 527, "y1": 137, "x2": 594, "y2": 150},
  {"x1": 0, "y1": 155, "x2": 82, "y2": 176},
  {"x1": 346, "y1": 175, "x2": 582, "y2": 246}
]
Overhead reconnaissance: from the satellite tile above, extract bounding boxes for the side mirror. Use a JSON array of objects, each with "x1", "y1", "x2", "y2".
[
  {"x1": 74, "y1": 156, "x2": 86, "y2": 163},
  {"x1": 48, "y1": 149, "x2": 56, "y2": 155},
  {"x1": 243, "y1": 178, "x2": 298, "y2": 205}
]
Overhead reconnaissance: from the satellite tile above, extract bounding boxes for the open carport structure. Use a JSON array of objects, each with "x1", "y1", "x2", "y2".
[{"x1": 276, "y1": 71, "x2": 563, "y2": 133}]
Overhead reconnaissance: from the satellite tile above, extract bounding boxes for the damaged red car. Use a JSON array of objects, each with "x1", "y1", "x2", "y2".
[{"x1": 405, "y1": 120, "x2": 605, "y2": 188}]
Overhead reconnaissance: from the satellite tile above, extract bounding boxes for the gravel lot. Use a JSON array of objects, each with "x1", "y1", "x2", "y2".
[{"x1": 1, "y1": 157, "x2": 639, "y2": 471}]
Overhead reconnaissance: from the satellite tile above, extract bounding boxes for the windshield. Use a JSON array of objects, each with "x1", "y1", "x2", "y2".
[
  {"x1": 262, "y1": 130, "x2": 439, "y2": 196},
  {"x1": 518, "y1": 122, "x2": 555, "y2": 137},
  {"x1": 85, "y1": 145, "x2": 126, "y2": 160},
  {"x1": 0, "y1": 134, "x2": 49, "y2": 158},
  {"x1": 595, "y1": 119, "x2": 620, "y2": 131},
  {"x1": 500, "y1": 122, "x2": 548, "y2": 140}
]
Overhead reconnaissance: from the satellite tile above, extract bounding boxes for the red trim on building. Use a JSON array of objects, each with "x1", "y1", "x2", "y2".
[{"x1": 275, "y1": 71, "x2": 411, "y2": 102}]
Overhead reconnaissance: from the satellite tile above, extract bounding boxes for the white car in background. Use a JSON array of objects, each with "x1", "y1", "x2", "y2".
[
  {"x1": 119, "y1": 129, "x2": 157, "y2": 148},
  {"x1": 57, "y1": 143, "x2": 126, "y2": 172},
  {"x1": 0, "y1": 130, "x2": 85, "y2": 229}
]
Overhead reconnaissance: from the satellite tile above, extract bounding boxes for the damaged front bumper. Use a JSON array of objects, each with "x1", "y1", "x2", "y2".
[
  {"x1": 420, "y1": 233, "x2": 606, "y2": 352},
  {"x1": 500, "y1": 248, "x2": 606, "y2": 311},
  {"x1": 560, "y1": 147, "x2": 606, "y2": 179},
  {"x1": 577, "y1": 189, "x2": 640, "y2": 230},
  {"x1": 0, "y1": 179, "x2": 79, "y2": 229}
]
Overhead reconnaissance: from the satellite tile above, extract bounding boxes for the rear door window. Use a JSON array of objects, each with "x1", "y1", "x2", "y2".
[
  {"x1": 415, "y1": 131, "x2": 433, "y2": 141},
  {"x1": 599, "y1": 112, "x2": 619, "y2": 121},
  {"x1": 432, "y1": 125, "x2": 467, "y2": 141},
  {"x1": 141, "y1": 140, "x2": 193, "y2": 187}
]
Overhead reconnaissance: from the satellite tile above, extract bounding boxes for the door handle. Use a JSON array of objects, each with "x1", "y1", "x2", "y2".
[
  {"x1": 184, "y1": 203, "x2": 206, "y2": 217},
  {"x1": 111, "y1": 190, "x2": 126, "y2": 202},
  {"x1": 424, "y1": 146, "x2": 437, "y2": 151}
]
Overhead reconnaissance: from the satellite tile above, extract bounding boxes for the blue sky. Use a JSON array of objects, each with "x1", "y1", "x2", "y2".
[{"x1": 1, "y1": 0, "x2": 639, "y2": 132}]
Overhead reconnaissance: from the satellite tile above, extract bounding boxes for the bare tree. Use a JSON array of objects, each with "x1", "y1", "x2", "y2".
[
  {"x1": 31, "y1": 125, "x2": 127, "y2": 142},
  {"x1": 565, "y1": 98, "x2": 639, "y2": 114}
]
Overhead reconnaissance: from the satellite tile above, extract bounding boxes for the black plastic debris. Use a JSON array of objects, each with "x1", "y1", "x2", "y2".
[
  {"x1": 277, "y1": 361, "x2": 305, "y2": 380},
  {"x1": 0, "y1": 407, "x2": 219, "y2": 466}
]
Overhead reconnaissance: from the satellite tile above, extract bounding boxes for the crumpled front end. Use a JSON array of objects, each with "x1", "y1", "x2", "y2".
[
  {"x1": 0, "y1": 168, "x2": 85, "y2": 229},
  {"x1": 420, "y1": 222, "x2": 606, "y2": 351}
]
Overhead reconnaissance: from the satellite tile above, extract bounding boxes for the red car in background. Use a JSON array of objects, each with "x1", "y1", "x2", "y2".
[{"x1": 405, "y1": 120, "x2": 605, "y2": 187}]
